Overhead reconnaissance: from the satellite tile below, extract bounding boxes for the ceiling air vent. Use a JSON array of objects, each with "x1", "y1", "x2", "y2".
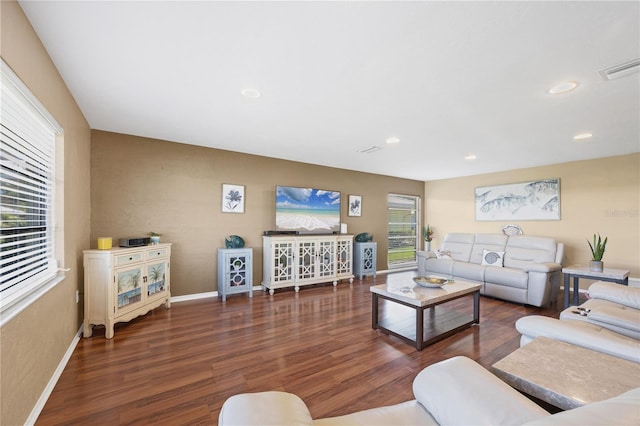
[
  {"x1": 599, "y1": 58, "x2": 640, "y2": 81},
  {"x1": 357, "y1": 146, "x2": 382, "y2": 154}
]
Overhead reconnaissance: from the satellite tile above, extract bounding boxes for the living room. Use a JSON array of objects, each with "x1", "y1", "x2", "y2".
[{"x1": 1, "y1": 1, "x2": 639, "y2": 425}]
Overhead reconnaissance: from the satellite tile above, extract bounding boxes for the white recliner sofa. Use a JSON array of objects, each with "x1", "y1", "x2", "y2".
[
  {"x1": 417, "y1": 233, "x2": 564, "y2": 307},
  {"x1": 219, "y1": 356, "x2": 640, "y2": 425},
  {"x1": 516, "y1": 281, "x2": 640, "y2": 363}
]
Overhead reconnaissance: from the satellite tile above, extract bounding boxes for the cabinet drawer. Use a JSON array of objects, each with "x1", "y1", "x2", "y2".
[
  {"x1": 115, "y1": 252, "x2": 143, "y2": 266},
  {"x1": 147, "y1": 247, "x2": 169, "y2": 259}
]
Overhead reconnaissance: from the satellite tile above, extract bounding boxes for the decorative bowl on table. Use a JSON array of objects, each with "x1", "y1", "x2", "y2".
[{"x1": 413, "y1": 276, "x2": 448, "y2": 288}]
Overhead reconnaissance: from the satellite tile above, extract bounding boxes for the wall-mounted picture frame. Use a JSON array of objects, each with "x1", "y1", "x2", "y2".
[
  {"x1": 222, "y1": 184, "x2": 245, "y2": 213},
  {"x1": 348, "y1": 195, "x2": 362, "y2": 217},
  {"x1": 475, "y1": 178, "x2": 560, "y2": 221}
]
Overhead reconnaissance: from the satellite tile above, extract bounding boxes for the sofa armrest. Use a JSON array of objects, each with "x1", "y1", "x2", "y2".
[
  {"x1": 416, "y1": 250, "x2": 435, "y2": 259},
  {"x1": 523, "y1": 262, "x2": 562, "y2": 273},
  {"x1": 515, "y1": 315, "x2": 640, "y2": 363},
  {"x1": 218, "y1": 391, "x2": 314, "y2": 426},
  {"x1": 588, "y1": 281, "x2": 640, "y2": 310},
  {"x1": 524, "y1": 388, "x2": 640, "y2": 426},
  {"x1": 412, "y1": 356, "x2": 549, "y2": 425}
]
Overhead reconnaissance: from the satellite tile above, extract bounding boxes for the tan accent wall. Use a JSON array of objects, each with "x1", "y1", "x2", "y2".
[
  {"x1": 91, "y1": 131, "x2": 424, "y2": 296},
  {"x1": 424, "y1": 153, "x2": 640, "y2": 283},
  {"x1": 0, "y1": 1, "x2": 91, "y2": 425}
]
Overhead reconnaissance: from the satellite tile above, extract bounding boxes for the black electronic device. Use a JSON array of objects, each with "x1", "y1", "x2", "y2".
[
  {"x1": 263, "y1": 230, "x2": 299, "y2": 236},
  {"x1": 119, "y1": 237, "x2": 151, "y2": 247}
]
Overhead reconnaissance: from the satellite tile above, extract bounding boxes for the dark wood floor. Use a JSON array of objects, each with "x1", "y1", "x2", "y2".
[{"x1": 36, "y1": 272, "x2": 565, "y2": 425}]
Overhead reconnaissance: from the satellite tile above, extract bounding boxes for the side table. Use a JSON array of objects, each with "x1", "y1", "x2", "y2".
[
  {"x1": 354, "y1": 242, "x2": 377, "y2": 280},
  {"x1": 218, "y1": 248, "x2": 253, "y2": 301},
  {"x1": 562, "y1": 265, "x2": 629, "y2": 308}
]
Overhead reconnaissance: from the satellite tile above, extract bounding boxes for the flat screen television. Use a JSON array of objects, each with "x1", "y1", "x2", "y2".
[{"x1": 275, "y1": 185, "x2": 341, "y2": 234}]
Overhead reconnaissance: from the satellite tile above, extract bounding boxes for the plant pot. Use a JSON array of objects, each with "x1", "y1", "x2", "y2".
[
  {"x1": 425, "y1": 241, "x2": 431, "y2": 252},
  {"x1": 589, "y1": 260, "x2": 603, "y2": 272},
  {"x1": 150, "y1": 236, "x2": 160, "y2": 245}
]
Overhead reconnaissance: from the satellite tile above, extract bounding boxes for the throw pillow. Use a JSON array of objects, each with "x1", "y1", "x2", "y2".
[
  {"x1": 481, "y1": 249, "x2": 504, "y2": 267},
  {"x1": 435, "y1": 249, "x2": 453, "y2": 260}
]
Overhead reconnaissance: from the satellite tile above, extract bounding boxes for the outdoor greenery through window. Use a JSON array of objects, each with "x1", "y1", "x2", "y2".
[
  {"x1": 387, "y1": 193, "x2": 420, "y2": 268},
  {"x1": 1, "y1": 59, "x2": 62, "y2": 323}
]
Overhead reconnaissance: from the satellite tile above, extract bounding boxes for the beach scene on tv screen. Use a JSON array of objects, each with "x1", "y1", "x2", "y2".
[{"x1": 276, "y1": 186, "x2": 341, "y2": 233}]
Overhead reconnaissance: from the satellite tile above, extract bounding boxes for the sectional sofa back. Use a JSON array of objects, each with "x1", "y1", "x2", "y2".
[
  {"x1": 469, "y1": 234, "x2": 508, "y2": 265},
  {"x1": 441, "y1": 233, "x2": 475, "y2": 262},
  {"x1": 440, "y1": 233, "x2": 561, "y2": 267},
  {"x1": 503, "y1": 235, "x2": 560, "y2": 269}
]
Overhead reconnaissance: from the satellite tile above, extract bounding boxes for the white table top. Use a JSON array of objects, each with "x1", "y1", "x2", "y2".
[
  {"x1": 562, "y1": 265, "x2": 629, "y2": 279},
  {"x1": 370, "y1": 279, "x2": 481, "y2": 308}
]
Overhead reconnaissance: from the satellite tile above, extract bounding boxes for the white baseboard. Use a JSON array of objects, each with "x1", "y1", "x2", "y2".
[
  {"x1": 27, "y1": 325, "x2": 83, "y2": 425},
  {"x1": 170, "y1": 291, "x2": 217, "y2": 303},
  {"x1": 170, "y1": 286, "x2": 266, "y2": 303}
]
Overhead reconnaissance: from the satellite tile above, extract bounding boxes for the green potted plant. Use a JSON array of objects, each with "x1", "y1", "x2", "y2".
[
  {"x1": 149, "y1": 232, "x2": 161, "y2": 245},
  {"x1": 423, "y1": 225, "x2": 434, "y2": 252},
  {"x1": 587, "y1": 233, "x2": 607, "y2": 272}
]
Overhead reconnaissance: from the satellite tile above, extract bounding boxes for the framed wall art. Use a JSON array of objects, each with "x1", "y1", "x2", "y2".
[
  {"x1": 222, "y1": 183, "x2": 245, "y2": 213},
  {"x1": 348, "y1": 195, "x2": 362, "y2": 217},
  {"x1": 475, "y1": 178, "x2": 560, "y2": 221}
]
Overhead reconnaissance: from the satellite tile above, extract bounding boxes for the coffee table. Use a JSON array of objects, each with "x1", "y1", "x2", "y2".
[
  {"x1": 562, "y1": 265, "x2": 629, "y2": 308},
  {"x1": 370, "y1": 279, "x2": 480, "y2": 351},
  {"x1": 492, "y1": 336, "x2": 640, "y2": 410}
]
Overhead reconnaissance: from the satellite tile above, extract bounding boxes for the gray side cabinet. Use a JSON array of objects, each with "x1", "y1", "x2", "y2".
[
  {"x1": 217, "y1": 248, "x2": 253, "y2": 301},
  {"x1": 354, "y1": 242, "x2": 377, "y2": 280}
]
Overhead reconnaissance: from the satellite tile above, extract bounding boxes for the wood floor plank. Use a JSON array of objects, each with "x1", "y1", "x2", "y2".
[{"x1": 35, "y1": 271, "x2": 566, "y2": 425}]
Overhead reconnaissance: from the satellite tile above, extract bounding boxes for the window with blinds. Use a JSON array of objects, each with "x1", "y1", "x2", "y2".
[
  {"x1": 1, "y1": 59, "x2": 62, "y2": 321},
  {"x1": 387, "y1": 193, "x2": 420, "y2": 268}
]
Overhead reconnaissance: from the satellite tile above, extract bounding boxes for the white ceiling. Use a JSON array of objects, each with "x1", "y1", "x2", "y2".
[{"x1": 19, "y1": 1, "x2": 640, "y2": 181}]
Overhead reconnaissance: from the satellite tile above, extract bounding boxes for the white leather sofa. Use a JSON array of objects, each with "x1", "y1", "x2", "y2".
[
  {"x1": 417, "y1": 233, "x2": 564, "y2": 307},
  {"x1": 218, "y1": 356, "x2": 640, "y2": 425},
  {"x1": 516, "y1": 281, "x2": 640, "y2": 363}
]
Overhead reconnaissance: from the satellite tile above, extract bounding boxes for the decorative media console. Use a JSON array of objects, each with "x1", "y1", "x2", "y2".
[{"x1": 262, "y1": 235, "x2": 354, "y2": 295}]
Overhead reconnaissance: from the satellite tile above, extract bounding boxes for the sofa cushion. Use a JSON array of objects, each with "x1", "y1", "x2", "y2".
[
  {"x1": 516, "y1": 315, "x2": 640, "y2": 363},
  {"x1": 314, "y1": 400, "x2": 437, "y2": 425},
  {"x1": 589, "y1": 281, "x2": 640, "y2": 310},
  {"x1": 485, "y1": 266, "x2": 528, "y2": 289},
  {"x1": 423, "y1": 258, "x2": 454, "y2": 276},
  {"x1": 441, "y1": 233, "x2": 475, "y2": 262},
  {"x1": 452, "y1": 261, "x2": 485, "y2": 282},
  {"x1": 560, "y1": 299, "x2": 640, "y2": 340},
  {"x1": 412, "y1": 356, "x2": 548, "y2": 425},
  {"x1": 469, "y1": 233, "x2": 508, "y2": 264},
  {"x1": 481, "y1": 249, "x2": 505, "y2": 267},
  {"x1": 503, "y1": 235, "x2": 557, "y2": 269}
]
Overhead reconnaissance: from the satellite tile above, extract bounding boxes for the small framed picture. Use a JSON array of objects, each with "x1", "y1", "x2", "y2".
[
  {"x1": 222, "y1": 184, "x2": 245, "y2": 213},
  {"x1": 348, "y1": 195, "x2": 362, "y2": 217}
]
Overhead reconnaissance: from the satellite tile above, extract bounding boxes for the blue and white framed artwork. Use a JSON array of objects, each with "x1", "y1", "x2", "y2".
[{"x1": 475, "y1": 178, "x2": 560, "y2": 221}]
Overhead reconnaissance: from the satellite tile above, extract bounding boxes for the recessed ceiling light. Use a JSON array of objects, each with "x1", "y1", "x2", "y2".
[
  {"x1": 241, "y1": 88, "x2": 261, "y2": 98},
  {"x1": 464, "y1": 154, "x2": 477, "y2": 160},
  {"x1": 573, "y1": 132, "x2": 593, "y2": 141},
  {"x1": 548, "y1": 81, "x2": 578, "y2": 95},
  {"x1": 386, "y1": 137, "x2": 400, "y2": 144}
]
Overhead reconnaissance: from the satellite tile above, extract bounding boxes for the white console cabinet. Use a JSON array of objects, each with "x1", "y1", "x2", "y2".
[
  {"x1": 83, "y1": 243, "x2": 171, "y2": 339},
  {"x1": 262, "y1": 235, "x2": 353, "y2": 295}
]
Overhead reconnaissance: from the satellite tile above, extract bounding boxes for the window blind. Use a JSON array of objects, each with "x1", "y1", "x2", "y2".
[
  {"x1": 1, "y1": 60, "x2": 60, "y2": 312},
  {"x1": 387, "y1": 193, "x2": 420, "y2": 267}
]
